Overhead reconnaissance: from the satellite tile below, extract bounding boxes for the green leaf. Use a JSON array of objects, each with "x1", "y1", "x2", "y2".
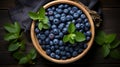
[
  {"x1": 63, "y1": 35, "x2": 70, "y2": 43},
  {"x1": 8, "y1": 42, "x2": 21, "y2": 51},
  {"x1": 28, "y1": 12, "x2": 39, "y2": 20},
  {"x1": 68, "y1": 23, "x2": 75, "y2": 33},
  {"x1": 105, "y1": 34, "x2": 116, "y2": 44},
  {"x1": 4, "y1": 23, "x2": 15, "y2": 33},
  {"x1": 29, "y1": 48, "x2": 37, "y2": 60},
  {"x1": 101, "y1": 45, "x2": 110, "y2": 57},
  {"x1": 38, "y1": 7, "x2": 45, "y2": 18},
  {"x1": 20, "y1": 40, "x2": 25, "y2": 50},
  {"x1": 4, "y1": 33, "x2": 19, "y2": 41},
  {"x1": 109, "y1": 49, "x2": 120, "y2": 59},
  {"x1": 38, "y1": 22, "x2": 43, "y2": 30},
  {"x1": 69, "y1": 39, "x2": 75, "y2": 44},
  {"x1": 42, "y1": 16, "x2": 49, "y2": 24},
  {"x1": 13, "y1": 51, "x2": 24, "y2": 60},
  {"x1": 43, "y1": 24, "x2": 49, "y2": 29},
  {"x1": 69, "y1": 34, "x2": 76, "y2": 40},
  {"x1": 95, "y1": 30, "x2": 106, "y2": 45},
  {"x1": 110, "y1": 39, "x2": 120, "y2": 49},
  {"x1": 75, "y1": 31, "x2": 85, "y2": 42},
  {"x1": 4, "y1": 22, "x2": 20, "y2": 34},
  {"x1": 14, "y1": 22, "x2": 21, "y2": 34},
  {"x1": 19, "y1": 56, "x2": 29, "y2": 64}
]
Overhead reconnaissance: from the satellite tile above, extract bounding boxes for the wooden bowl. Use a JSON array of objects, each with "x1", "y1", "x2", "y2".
[{"x1": 31, "y1": 0, "x2": 95, "y2": 64}]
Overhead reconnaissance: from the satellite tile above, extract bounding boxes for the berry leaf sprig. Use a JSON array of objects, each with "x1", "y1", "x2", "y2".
[
  {"x1": 4, "y1": 22, "x2": 37, "y2": 64},
  {"x1": 28, "y1": 7, "x2": 49, "y2": 30},
  {"x1": 95, "y1": 30, "x2": 120, "y2": 59},
  {"x1": 63, "y1": 23, "x2": 86, "y2": 44}
]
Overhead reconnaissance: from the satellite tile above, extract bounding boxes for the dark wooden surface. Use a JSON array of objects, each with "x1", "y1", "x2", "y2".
[{"x1": 0, "y1": 0, "x2": 120, "y2": 67}]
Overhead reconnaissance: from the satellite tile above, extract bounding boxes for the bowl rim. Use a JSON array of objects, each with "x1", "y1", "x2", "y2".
[{"x1": 31, "y1": 0, "x2": 95, "y2": 64}]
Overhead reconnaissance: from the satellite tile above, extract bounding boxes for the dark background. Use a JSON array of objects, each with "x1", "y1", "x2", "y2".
[{"x1": 0, "y1": 0, "x2": 120, "y2": 67}]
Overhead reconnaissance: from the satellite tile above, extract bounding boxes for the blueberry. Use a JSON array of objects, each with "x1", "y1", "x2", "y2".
[
  {"x1": 49, "y1": 16, "x2": 54, "y2": 21},
  {"x1": 86, "y1": 31, "x2": 91, "y2": 36},
  {"x1": 61, "y1": 56, "x2": 67, "y2": 60},
  {"x1": 48, "y1": 10, "x2": 54, "y2": 15},
  {"x1": 55, "y1": 55, "x2": 60, "y2": 59},
  {"x1": 49, "y1": 33, "x2": 54, "y2": 40},
  {"x1": 73, "y1": 13, "x2": 79, "y2": 18},
  {"x1": 51, "y1": 7, "x2": 55, "y2": 10},
  {"x1": 83, "y1": 43, "x2": 87, "y2": 49},
  {"x1": 58, "y1": 4, "x2": 64, "y2": 9},
  {"x1": 38, "y1": 39, "x2": 42, "y2": 44},
  {"x1": 50, "y1": 52, "x2": 55, "y2": 58},
  {"x1": 40, "y1": 34, "x2": 46, "y2": 40},
  {"x1": 45, "y1": 45, "x2": 50, "y2": 49},
  {"x1": 45, "y1": 30, "x2": 49, "y2": 36},
  {"x1": 36, "y1": 33, "x2": 40, "y2": 39},
  {"x1": 53, "y1": 39, "x2": 59, "y2": 45},
  {"x1": 81, "y1": 14, "x2": 86, "y2": 19},
  {"x1": 55, "y1": 45, "x2": 59, "y2": 49},
  {"x1": 66, "y1": 15, "x2": 73, "y2": 21},
  {"x1": 60, "y1": 16, "x2": 66, "y2": 22},
  {"x1": 67, "y1": 21, "x2": 71, "y2": 25},
  {"x1": 40, "y1": 40, "x2": 46, "y2": 45},
  {"x1": 84, "y1": 27, "x2": 89, "y2": 31},
  {"x1": 61, "y1": 13, "x2": 66, "y2": 17},
  {"x1": 66, "y1": 52, "x2": 71, "y2": 57},
  {"x1": 86, "y1": 36, "x2": 90, "y2": 41},
  {"x1": 59, "y1": 32, "x2": 63, "y2": 38},
  {"x1": 80, "y1": 23, "x2": 85, "y2": 29},
  {"x1": 47, "y1": 8, "x2": 52, "y2": 11},
  {"x1": 45, "y1": 38, "x2": 50, "y2": 44},
  {"x1": 53, "y1": 28, "x2": 59, "y2": 35},
  {"x1": 46, "y1": 49, "x2": 51, "y2": 55},
  {"x1": 56, "y1": 8, "x2": 62, "y2": 13},
  {"x1": 78, "y1": 49, "x2": 83, "y2": 53},
  {"x1": 65, "y1": 46, "x2": 69, "y2": 51},
  {"x1": 72, "y1": 6, "x2": 78, "y2": 12},
  {"x1": 64, "y1": 4, "x2": 69, "y2": 8},
  {"x1": 53, "y1": 11, "x2": 57, "y2": 15},
  {"x1": 76, "y1": 18, "x2": 82, "y2": 23},
  {"x1": 85, "y1": 22, "x2": 90, "y2": 28},
  {"x1": 62, "y1": 28, "x2": 67, "y2": 34},
  {"x1": 55, "y1": 49, "x2": 61, "y2": 55},
  {"x1": 79, "y1": 29, "x2": 84, "y2": 33},
  {"x1": 76, "y1": 23, "x2": 81, "y2": 29},
  {"x1": 59, "y1": 46, "x2": 65, "y2": 51},
  {"x1": 70, "y1": 10, "x2": 74, "y2": 15},
  {"x1": 60, "y1": 51, "x2": 66, "y2": 56},
  {"x1": 51, "y1": 25, "x2": 57, "y2": 29},
  {"x1": 58, "y1": 23, "x2": 64, "y2": 30},
  {"x1": 53, "y1": 19, "x2": 59, "y2": 25},
  {"x1": 72, "y1": 20, "x2": 76, "y2": 23},
  {"x1": 69, "y1": 47, "x2": 73, "y2": 53},
  {"x1": 35, "y1": 28, "x2": 40, "y2": 33},
  {"x1": 72, "y1": 51, "x2": 78, "y2": 57},
  {"x1": 63, "y1": 9, "x2": 69, "y2": 14},
  {"x1": 50, "y1": 46, "x2": 55, "y2": 51},
  {"x1": 84, "y1": 18, "x2": 88, "y2": 22},
  {"x1": 77, "y1": 10, "x2": 82, "y2": 15},
  {"x1": 55, "y1": 35, "x2": 60, "y2": 39},
  {"x1": 55, "y1": 14, "x2": 61, "y2": 18},
  {"x1": 59, "y1": 40, "x2": 63, "y2": 46},
  {"x1": 50, "y1": 41, "x2": 53, "y2": 46},
  {"x1": 68, "y1": 7, "x2": 71, "y2": 10}
]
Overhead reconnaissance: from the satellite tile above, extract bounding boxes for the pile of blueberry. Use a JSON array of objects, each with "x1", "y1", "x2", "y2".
[{"x1": 35, "y1": 4, "x2": 91, "y2": 60}]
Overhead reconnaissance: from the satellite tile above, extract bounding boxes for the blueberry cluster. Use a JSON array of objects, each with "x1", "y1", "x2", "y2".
[{"x1": 35, "y1": 4, "x2": 91, "y2": 60}]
